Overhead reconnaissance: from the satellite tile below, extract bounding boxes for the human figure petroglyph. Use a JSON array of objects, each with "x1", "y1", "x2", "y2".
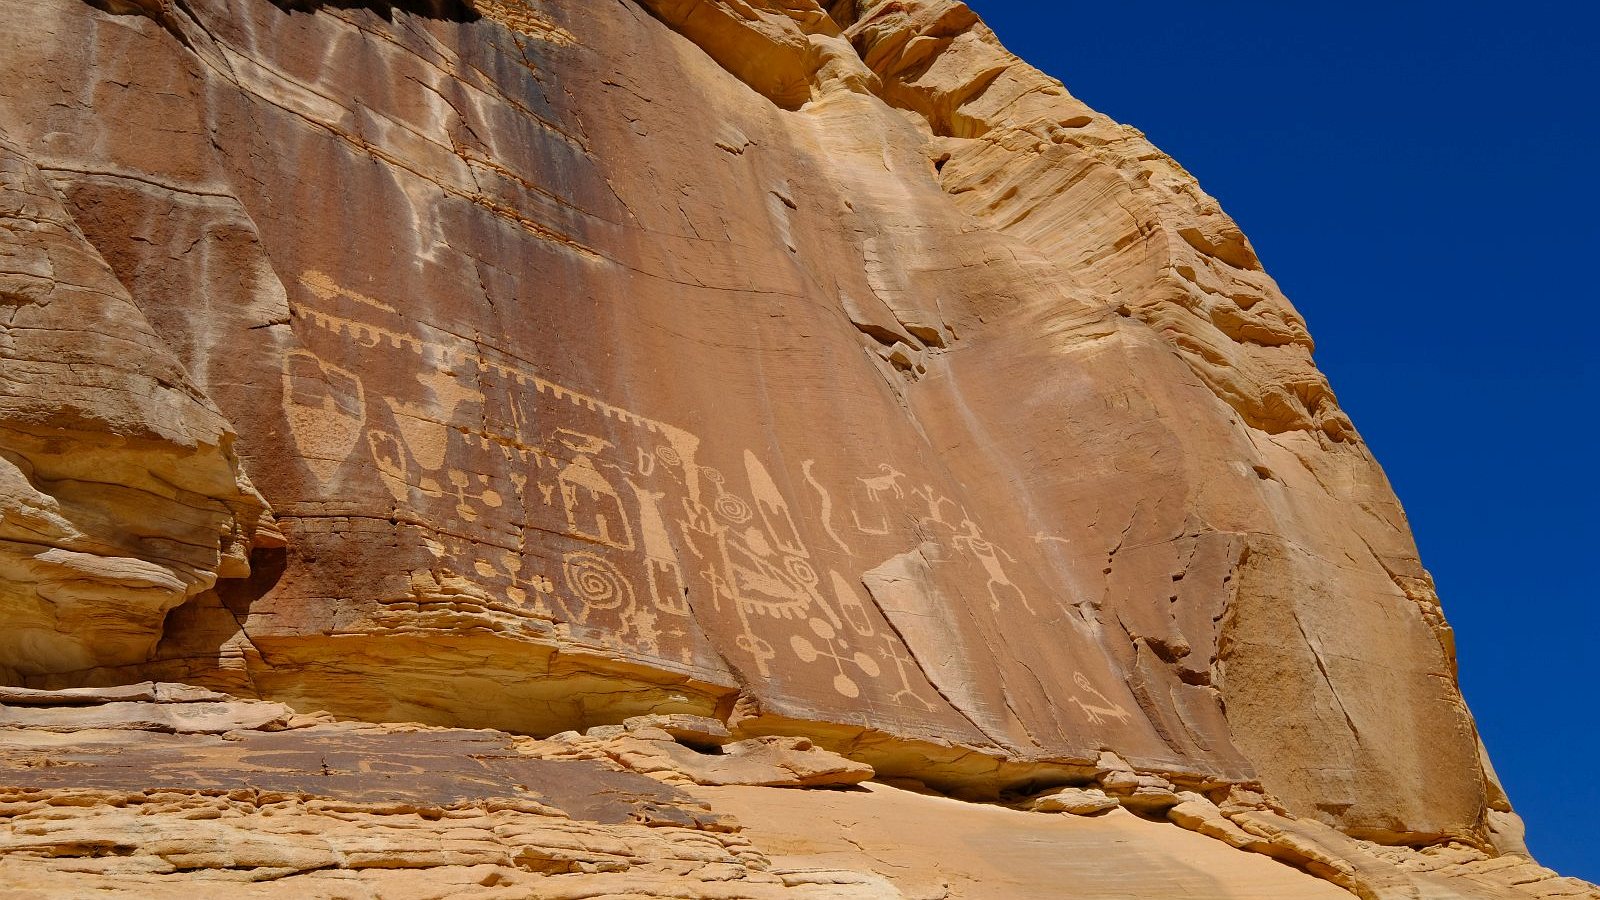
[
  {"x1": 952, "y1": 518, "x2": 1035, "y2": 615},
  {"x1": 879, "y1": 640, "x2": 939, "y2": 712},
  {"x1": 555, "y1": 431, "x2": 635, "y2": 551},
  {"x1": 560, "y1": 455, "x2": 632, "y2": 549},
  {"x1": 1067, "y1": 671, "x2": 1133, "y2": 726},
  {"x1": 910, "y1": 482, "x2": 963, "y2": 527},
  {"x1": 626, "y1": 478, "x2": 691, "y2": 616}
]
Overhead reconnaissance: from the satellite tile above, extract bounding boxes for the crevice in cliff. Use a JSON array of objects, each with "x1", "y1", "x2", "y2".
[
  {"x1": 268, "y1": 0, "x2": 480, "y2": 22},
  {"x1": 1289, "y1": 613, "x2": 1364, "y2": 747},
  {"x1": 81, "y1": 0, "x2": 197, "y2": 50},
  {"x1": 855, "y1": 553, "x2": 1011, "y2": 753},
  {"x1": 1355, "y1": 530, "x2": 1458, "y2": 676}
]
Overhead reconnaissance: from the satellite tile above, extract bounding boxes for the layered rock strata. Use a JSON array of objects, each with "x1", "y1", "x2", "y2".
[
  {"x1": 0, "y1": 685, "x2": 1592, "y2": 899},
  {"x1": 0, "y1": 0, "x2": 1571, "y2": 894},
  {"x1": 0, "y1": 685, "x2": 894, "y2": 897}
]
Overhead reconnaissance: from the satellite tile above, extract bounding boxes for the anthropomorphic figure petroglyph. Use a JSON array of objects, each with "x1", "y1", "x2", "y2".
[{"x1": 953, "y1": 518, "x2": 1034, "y2": 615}]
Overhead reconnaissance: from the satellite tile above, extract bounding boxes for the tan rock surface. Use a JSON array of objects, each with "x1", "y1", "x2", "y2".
[
  {"x1": 532, "y1": 726, "x2": 876, "y2": 788},
  {"x1": 0, "y1": 686, "x2": 896, "y2": 898},
  {"x1": 0, "y1": 0, "x2": 1587, "y2": 894},
  {"x1": 0, "y1": 127, "x2": 271, "y2": 679},
  {"x1": 1, "y1": 686, "x2": 1592, "y2": 899},
  {"x1": 697, "y1": 782, "x2": 1350, "y2": 900},
  {"x1": 697, "y1": 783, "x2": 1598, "y2": 900}
]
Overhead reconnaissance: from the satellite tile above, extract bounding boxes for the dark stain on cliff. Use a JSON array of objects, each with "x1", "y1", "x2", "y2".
[{"x1": 269, "y1": 0, "x2": 480, "y2": 21}]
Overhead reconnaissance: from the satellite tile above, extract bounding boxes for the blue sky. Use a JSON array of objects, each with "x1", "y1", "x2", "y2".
[{"x1": 971, "y1": 0, "x2": 1599, "y2": 879}]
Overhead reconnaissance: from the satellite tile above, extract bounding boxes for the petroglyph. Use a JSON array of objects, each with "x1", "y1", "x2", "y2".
[
  {"x1": 828, "y1": 570, "x2": 876, "y2": 638},
  {"x1": 802, "y1": 459, "x2": 853, "y2": 554},
  {"x1": 859, "y1": 464, "x2": 906, "y2": 503},
  {"x1": 281, "y1": 271, "x2": 954, "y2": 703},
  {"x1": 557, "y1": 432, "x2": 635, "y2": 551},
  {"x1": 1068, "y1": 671, "x2": 1133, "y2": 727},
  {"x1": 791, "y1": 615, "x2": 882, "y2": 699},
  {"x1": 745, "y1": 451, "x2": 806, "y2": 558},
  {"x1": 847, "y1": 459, "x2": 1041, "y2": 621},
  {"x1": 282, "y1": 349, "x2": 365, "y2": 487},
  {"x1": 879, "y1": 639, "x2": 940, "y2": 712},
  {"x1": 953, "y1": 518, "x2": 1034, "y2": 615},
  {"x1": 562, "y1": 551, "x2": 632, "y2": 616},
  {"x1": 627, "y1": 478, "x2": 691, "y2": 616}
]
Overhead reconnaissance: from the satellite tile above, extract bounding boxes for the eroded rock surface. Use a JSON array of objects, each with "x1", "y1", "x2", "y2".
[
  {"x1": 0, "y1": 129, "x2": 271, "y2": 679},
  {"x1": 0, "y1": 685, "x2": 895, "y2": 897},
  {"x1": 0, "y1": 0, "x2": 1583, "y2": 895},
  {"x1": 2, "y1": 686, "x2": 1593, "y2": 899}
]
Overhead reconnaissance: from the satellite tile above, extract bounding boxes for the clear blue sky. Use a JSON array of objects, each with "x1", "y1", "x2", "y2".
[{"x1": 972, "y1": 0, "x2": 1599, "y2": 880}]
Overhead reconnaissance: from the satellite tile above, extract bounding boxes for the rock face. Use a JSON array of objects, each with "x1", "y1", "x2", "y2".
[
  {"x1": 0, "y1": 0, "x2": 1579, "y2": 895},
  {"x1": 3, "y1": 685, "x2": 1592, "y2": 899},
  {"x1": 0, "y1": 684, "x2": 897, "y2": 897},
  {"x1": 0, "y1": 127, "x2": 271, "y2": 679}
]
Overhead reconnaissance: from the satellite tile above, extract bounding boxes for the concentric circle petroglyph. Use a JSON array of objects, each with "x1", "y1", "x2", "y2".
[{"x1": 563, "y1": 551, "x2": 632, "y2": 611}]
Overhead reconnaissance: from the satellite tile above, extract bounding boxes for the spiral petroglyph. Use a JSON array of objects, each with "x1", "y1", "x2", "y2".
[
  {"x1": 563, "y1": 551, "x2": 633, "y2": 612},
  {"x1": 714, "y1": 491, "x2": 753, "y2": 524}
]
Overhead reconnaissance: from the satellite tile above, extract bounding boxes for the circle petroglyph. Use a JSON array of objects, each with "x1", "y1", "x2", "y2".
[
  {"x1": 784, "y1": 556, "x2": 818, "y2": 587},
  {"x1": 563, "y1": 551, "x2": 632, "y2": 611},
  {"x1": 790, "y1": 634, "x2": 819, "y2": 663},
  {"x1": 714, "y1": 491, "x2": 752, "y2": 524},
  {"x1": 655, "y1": 445, "x2": 682, "y2": 468},
  {"x1": 833, "y1": 673, "x2": 860, "y2": 698},
  {"x1": 854, "y1": 651, "x2": 881, "y2": 678},
  {"x1": 808, "y1": 617, "x2": 836, "y2": 641}
]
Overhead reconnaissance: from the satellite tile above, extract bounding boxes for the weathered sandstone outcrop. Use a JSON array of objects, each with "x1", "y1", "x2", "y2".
[
  {"x1": 3, "y1": 685, "x2": 1591, "y2": 899},
  {"x1": 0, "y1": 129, "x2": 272, "y2": 680},
  {"x1": 0, "y1": 0, "x2": 1583, "y2": 896},
  {"x1": 0, "y1": 685, "x2": 896, "y2": 897}
]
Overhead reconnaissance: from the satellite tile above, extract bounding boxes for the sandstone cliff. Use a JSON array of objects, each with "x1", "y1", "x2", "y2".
[{"x1": 0, "y1": 0, "x2": 1579, "y2": 897}]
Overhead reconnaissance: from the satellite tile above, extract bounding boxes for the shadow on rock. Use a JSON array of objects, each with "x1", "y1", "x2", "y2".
[{"x1": 269, "y1": 0, "x2": 480, "y2": 21}]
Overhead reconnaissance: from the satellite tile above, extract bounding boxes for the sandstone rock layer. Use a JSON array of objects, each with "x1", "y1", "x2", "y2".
[
  {"x1": 0, "y1": 0, "x2": 1572, "y2": 894},
  {"x1": 0, "y1": 686, "x2": 1593, "y2": 899}
]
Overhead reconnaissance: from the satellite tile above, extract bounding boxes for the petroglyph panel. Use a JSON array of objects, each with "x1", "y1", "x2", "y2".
[
  {"x1": 274, "y1": 267, "x2": 1199, "y2": 756},
  {"x1": 281, "y1": 272, "x2": 955, "y2": 713}
]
